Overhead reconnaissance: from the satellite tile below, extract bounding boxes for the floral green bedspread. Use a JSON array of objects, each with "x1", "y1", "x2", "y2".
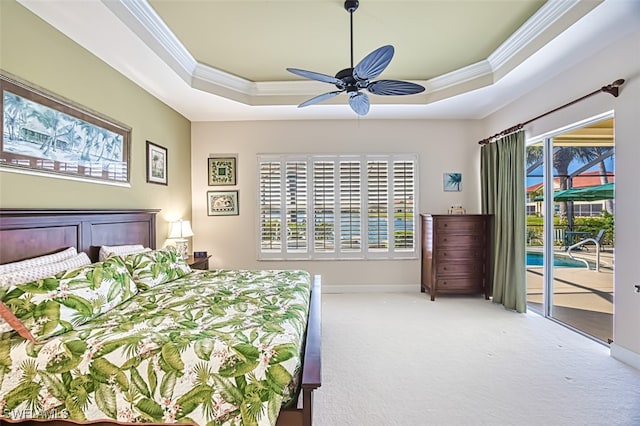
[{"x1": 0, "y1": 269, "x2": 311, "y2": 426}]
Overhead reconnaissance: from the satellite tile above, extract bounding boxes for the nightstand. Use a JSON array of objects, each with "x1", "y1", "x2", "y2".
[{"x1": 187, "y1": 255, "x2": 211, "y2": 270}]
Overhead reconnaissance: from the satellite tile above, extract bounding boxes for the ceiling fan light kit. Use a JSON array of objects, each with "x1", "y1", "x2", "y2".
[{"x1": 287, "y1": 0, "x2": 425, "y2": 116}]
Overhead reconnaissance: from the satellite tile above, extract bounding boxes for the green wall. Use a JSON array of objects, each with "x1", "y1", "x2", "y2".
[{"x1": 0, "y1": 0, "x2": 192, "y2": 242}]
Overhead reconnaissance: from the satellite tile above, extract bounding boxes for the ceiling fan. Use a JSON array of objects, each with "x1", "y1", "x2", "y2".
[{"x1": 286, "y1": 0, "x2": 425, "y2": 116}]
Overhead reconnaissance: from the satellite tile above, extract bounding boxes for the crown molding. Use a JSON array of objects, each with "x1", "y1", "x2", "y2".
[
  {"x1": 427, "y1": 60, "x2": 493, "y2": 91},
  {"x1": 104, "y1": 0, "x2": 582, "y2": 105},
  {"x1": 103, "y1": 0, "x2": 197, "y2": 81},
  {"x1": 488, "y1": 0, "x2": 580, "y2": 70},
  {"x1": 192, "y1": 63, "x2": 255, "y2": 95}
]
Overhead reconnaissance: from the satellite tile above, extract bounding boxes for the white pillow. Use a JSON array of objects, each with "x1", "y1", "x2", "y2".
[
  {"x1": 0, "y1": 252, "x2": 91, "y2": 287},
  {"x1": 0, "y1": 247, "x2": 78, "y2": 275},
  {"x1": 98, "y1": 244, "x2": 149, "y2": 261}
]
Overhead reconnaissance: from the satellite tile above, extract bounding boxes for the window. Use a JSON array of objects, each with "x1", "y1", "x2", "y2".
[{"x1": 258, "y1": 154, "x2": 418, "y2": 260}]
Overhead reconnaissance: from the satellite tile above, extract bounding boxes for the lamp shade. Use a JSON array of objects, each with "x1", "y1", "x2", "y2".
[{"x1": 168, "y1": 220, "x2": 194, "y2": 239}]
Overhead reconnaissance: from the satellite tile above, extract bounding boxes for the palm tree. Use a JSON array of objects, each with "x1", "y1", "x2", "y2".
[
  {"x1": 57, "y1": 121, "x2": 80, "y2": 153},
  {"x1": 79, "y1": 123, "x2": 100, "y2": 162},
  {"x1": 552, "y1": 145, "x2": 599, "y2": 219},
  {"x1": 3, "y1": 93, "x2": 29, "y2": 141},
  {"x1": 526, "y1": 145, "x2": 542, "y2": 169},
  {"x1": 31, "y1": 108, "x2": 65, "y2": 156},
  {"x1": 593, "y1": 146, "x2": 614, "y2": 214},
  {"x1": 526, "y1": 145, "x2": 602, "y2": 218}
]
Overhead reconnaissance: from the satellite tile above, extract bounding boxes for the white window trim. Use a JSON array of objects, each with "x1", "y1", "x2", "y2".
[{"x1": 257, "y1": 153, "x2": 419, "y2": 261}]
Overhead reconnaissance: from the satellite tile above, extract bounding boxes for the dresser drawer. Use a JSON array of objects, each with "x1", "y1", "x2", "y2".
[
  {"x1": 435, "y1": 217, "x2": 485, "y2": 233},
  {"x1": 420, "y1": 213, "x2": 492, "y2": 301},
  {"x1": 436, "y1": 278, "x2": 484, "y2": 291},
  {"x1": 435, "y1": 261, "x2": 484, "y2": 275},
  {"x1": 436, "y1": 248, "x2": 484, "y2": 261},
  {"x1": 436, "y1": 234, "x2": 485, "y2": 247}
]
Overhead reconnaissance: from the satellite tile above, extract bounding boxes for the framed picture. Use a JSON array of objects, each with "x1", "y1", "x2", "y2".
[
  {"x1": 207, "y1": 190, "x2": 239, "y2": 216},
  {"x1": 443, "y1": 172, "x2": 462, "y2": 192},
  {"x1": 146, "y1": 141, "x2": 168, "y2": 185},
  {"x1": 0, "y1": 72, "x2": 131, "y2": 185},
  {"x1": 208, "y1": 156, "x2": 237, "y2": 186}
]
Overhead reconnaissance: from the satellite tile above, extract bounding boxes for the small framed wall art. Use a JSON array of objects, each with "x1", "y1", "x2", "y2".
[
  {"x1": 208, "y1": 155, "x2": 237, "y2": 186},
  {"x1": 443, "y1": 172, "x2": 462, "y2": 192},
  {"x1": 207, "y1": 190, "x2": 239, "y2": 216},
  {"x1": 146, "y1": 141, "x2": 168, "y2": 185}
]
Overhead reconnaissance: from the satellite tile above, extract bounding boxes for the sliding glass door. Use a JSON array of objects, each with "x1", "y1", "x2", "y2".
[{"x1": 525, "y1": 115, "x2": 614, "y2": 343}]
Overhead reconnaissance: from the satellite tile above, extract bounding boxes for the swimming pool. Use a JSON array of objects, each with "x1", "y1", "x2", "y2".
[{"x1": 526, "y1": 251, "x2": 589, "y2": 268}]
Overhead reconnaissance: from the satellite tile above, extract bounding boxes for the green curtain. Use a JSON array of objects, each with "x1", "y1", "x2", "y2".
[{"x1": 481, "y1": 131, "x2": 526, "y2": 312}]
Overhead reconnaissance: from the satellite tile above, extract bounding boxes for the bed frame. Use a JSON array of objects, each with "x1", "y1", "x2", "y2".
[{"x1": 0, "y1": 208, "x2": 321, "y2": 426}]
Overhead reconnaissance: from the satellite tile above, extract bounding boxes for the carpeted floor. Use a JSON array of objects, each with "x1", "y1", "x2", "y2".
[{"x1": 313, "y1": 292, "x2": 640, "y2": 426}]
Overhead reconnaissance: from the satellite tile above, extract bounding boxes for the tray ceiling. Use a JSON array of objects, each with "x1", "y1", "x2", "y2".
[{"x1": 16, "y1": 0, "x2": 640, "y2": 120}]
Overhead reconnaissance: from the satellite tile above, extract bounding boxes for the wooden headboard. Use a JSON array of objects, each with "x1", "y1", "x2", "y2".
[{"x1": 0, "y1": 209, "x2": 159, "y2": 264}]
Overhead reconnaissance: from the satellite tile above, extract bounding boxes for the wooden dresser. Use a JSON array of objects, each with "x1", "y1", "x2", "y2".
[{"x1": 420, "y1": 214, "x2": 493, "y2": 301}]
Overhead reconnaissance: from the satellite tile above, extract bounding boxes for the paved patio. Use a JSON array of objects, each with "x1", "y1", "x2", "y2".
[{"x1": 526, "y1": 248, "x2": 614, "y2": 343}]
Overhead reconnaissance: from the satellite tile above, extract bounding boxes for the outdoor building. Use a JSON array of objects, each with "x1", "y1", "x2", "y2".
[{"x1": 526, "y1": 171, "x2": 615, "y2": 217}]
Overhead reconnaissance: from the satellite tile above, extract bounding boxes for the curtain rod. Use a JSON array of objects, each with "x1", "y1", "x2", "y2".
[{"x1": 477, "y1": 78, "x2": 625, "y2": 145}]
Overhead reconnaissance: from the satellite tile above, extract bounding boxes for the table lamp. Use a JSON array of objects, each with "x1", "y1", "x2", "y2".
[{"x1": 168, "y1": 219, "x2": 193, "y2": 259}]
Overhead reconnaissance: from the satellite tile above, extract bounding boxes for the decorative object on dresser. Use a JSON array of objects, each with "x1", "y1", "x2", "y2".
[
  {"x1": 448, "y1": 205, "x2": 466, "y2": 215},
  {"x1": 420, "y1": 214, "x2": 493, "y2": 301},
  {"x1": 168, "y1": 219, "x2": 193, "y2": 259}
]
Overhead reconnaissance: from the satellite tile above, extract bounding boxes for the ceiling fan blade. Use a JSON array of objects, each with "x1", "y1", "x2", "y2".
[
  {"x1": 367, "y1": 80, "x2": 426, "y2": 96},
  {"x1": 287, "y1": 68, "x2": 344, "y2": 86},
  {"x1": 348, "y1": 91, "x2": 370, "y2": 115},
  {"x1": 298, "y1": 90, "x2": 344, "y2": 108},
  {"x1": 353, "y1": 45, "x2": 394, "y2": 82}
]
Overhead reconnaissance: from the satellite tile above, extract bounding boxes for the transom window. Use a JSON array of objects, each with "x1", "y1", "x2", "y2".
[{"x1": 258, "y1": 154, "x2": 418, "y2": 260}]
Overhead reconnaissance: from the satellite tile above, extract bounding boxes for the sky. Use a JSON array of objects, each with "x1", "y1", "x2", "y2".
[{"x1": 526, "y1": 156, "x2": 615, "y2": 188}]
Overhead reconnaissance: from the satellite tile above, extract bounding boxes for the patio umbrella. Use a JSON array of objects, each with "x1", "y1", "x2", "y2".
[{"x1": 553, "y1": 182, "x2": 614, "y2": 201}]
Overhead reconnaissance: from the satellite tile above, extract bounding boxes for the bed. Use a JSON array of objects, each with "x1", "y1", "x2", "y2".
[{"x1": 0, "y1": 209, "x2": 321, "y2": 426}]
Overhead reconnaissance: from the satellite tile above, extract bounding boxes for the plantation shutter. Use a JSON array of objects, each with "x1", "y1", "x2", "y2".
[
  {"x1": 312, "y1": 161, "x2": 336, "y2": 254},
  {"x1": 285, "y1": 161, "x2": 308, "y2": 254},
  {"x1": 367, "y1": 160, "x2": 389, "y2": 252},
  {"x1": 259, "y1": 161, "x2": 282, "y2": 253},
  {"x1": 339, "y1": 160, "x2": 362, "y2": 254},
  {"x1": 393, "y1": 160, "x2": 416, "y2": 250},
  {"x1": 258, "y1": 154, "x2": 417, "y2": 260}
]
